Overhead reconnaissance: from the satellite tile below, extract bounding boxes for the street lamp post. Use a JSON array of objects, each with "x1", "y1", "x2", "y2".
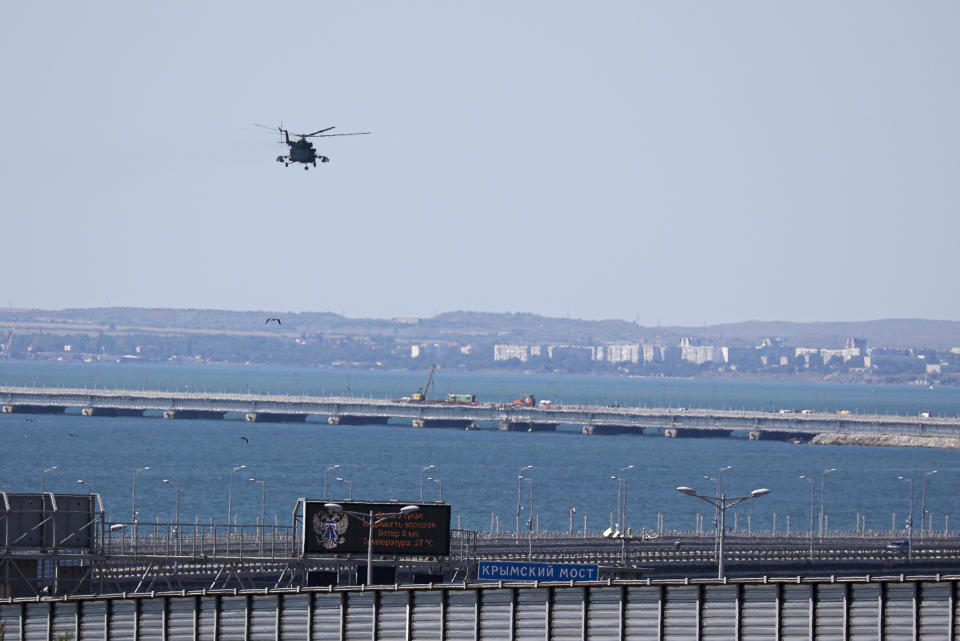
[
  {"x1": 41, "y1": 466, "x2": 58, "y2": 494},
  {"x1": 819, "y1": 468, "x2": 838, "y2": 539},
  {"x1": 515, "y1": 465, "x2": 533, "y2": 538},
  {"x1": 523, "y1": 477, "x2": 534, "y2": 561},
  {"x1": 569, "y1": 507, "x2": 576, "y2": 536},
  {"x1": 323, "y1": 464, "x2": 340, "y2": 499},
  {"x1": 227, "y1": 465, "x2": 246, "y2": 530},
  {"x1": 921, "y1": 470, "x2": 938, "y2": 539},
  {"x1": 162, "y1": 479, "x2": 181, "y2": 525},
  {"x1": 898, "y1": 475, "x2": 915, "y2": 559},
  {"x1": 249, "y1": 478, "x2": 266, "y2": 526},
  {"x1": 77, "y1": 479, "x2": 95, "y2": 493},
  {"x1": 703, "y1": 466, "x2": 732, "y2": 559},
  {"x1": 426, "y1": 477, "x2": 442, "y2": 502},
  {"x1": 677, "y1": 485, "x2": 771, "y2": 578},
  {"x1": 336, "y1": 477, "x2": 353, "y2": 500},
  {"x1": 324, "y1": 503, "x2": 419, "y2": 585},
  {"x1": 799, "y1": 475, "x2": 815, "y2": 559},
  {"x1": 614, "y1": 465, "x2": 634, "y2": 532},
  {"x1": 420, "y1": 465, "x2": 436, "y2": 502},
  {"x1": 132, "y1": 466, "x2": 150, "y2": 523}
]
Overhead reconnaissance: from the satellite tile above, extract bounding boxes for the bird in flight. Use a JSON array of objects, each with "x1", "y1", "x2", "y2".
[
  {"x1": 265, "y1": 318, "x2": 281, "y2": 325},
  {"x1": 241, "y1": 436, "x2": 249, "y2": 443}
]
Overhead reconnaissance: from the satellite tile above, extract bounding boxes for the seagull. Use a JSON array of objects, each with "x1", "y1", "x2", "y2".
[
  {"x1": 240, "y1": 436, "x2": 249, "y2": 443},
  {"x1": 265, "y1": 318, "x2": 281, "y2": 325}
]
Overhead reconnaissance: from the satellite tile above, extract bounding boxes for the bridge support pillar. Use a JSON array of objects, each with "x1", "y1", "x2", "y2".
[
  {"x1": 245, "y1": 412, "x2": 306, "y2": 423},
  {"x1": 749, "y1": 430, "x2": 813, "y2": 443},
  {"x1": 162, "y1": 410, "x2": 226, "y2": 420},
  {"x1": 82, "y1": 407, "x2": 144, "y2": 417},
  {"x1": 412, "y1": 418, "x2": 474, "y2": 428},
  {"x1": 582, "y1": 424, "x2": 644, "y2": 435},
  {"x1": 328, "y1": 415, "x2": 390, "y2": 425},
  {"x1": 664, "y1": 428, "x2": 732, "y2": 438},
  {"x1": 499, "y1": 421, "x2": 557, "y2": 432},
  {"x1": 2, "y1": 404, "x2": 65, "y2": 414}
]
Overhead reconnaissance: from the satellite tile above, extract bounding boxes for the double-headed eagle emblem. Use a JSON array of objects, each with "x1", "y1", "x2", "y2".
[{"x1": 312, "y1": 509, "x2": 350, "y2": 550}]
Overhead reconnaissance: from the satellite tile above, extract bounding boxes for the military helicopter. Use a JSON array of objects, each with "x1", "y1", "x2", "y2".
[{"x1": 254, "y1": 123, "x2": 370, "y2": 169}]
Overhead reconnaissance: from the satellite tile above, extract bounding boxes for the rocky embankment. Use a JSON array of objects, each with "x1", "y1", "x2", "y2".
[{"x1": 812, "y1": 433, "x2": 960, "y2": 450}]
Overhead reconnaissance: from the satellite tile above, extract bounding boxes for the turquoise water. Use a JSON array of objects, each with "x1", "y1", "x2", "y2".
[{"x1": 2, "y1": 360, "x2": 959, "y2": 535}]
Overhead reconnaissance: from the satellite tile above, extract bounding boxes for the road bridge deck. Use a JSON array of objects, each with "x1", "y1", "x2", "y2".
[{"x1": 2, "y1": 385, "x2": 959, "y2": 440}]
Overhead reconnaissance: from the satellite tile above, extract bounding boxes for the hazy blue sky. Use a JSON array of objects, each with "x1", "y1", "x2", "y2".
[{"x1": 2, "y1": 2, "x2": 958, "y2": 326}]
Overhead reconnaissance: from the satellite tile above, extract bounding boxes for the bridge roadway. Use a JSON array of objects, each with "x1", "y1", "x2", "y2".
[{"x1": 2, "y1": 385, "x2": 959, "y2": 439}]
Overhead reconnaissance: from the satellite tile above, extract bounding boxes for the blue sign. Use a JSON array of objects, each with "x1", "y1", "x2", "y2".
[{"x1": 477, "y1": 561, "x2": 599, "y2": 582}]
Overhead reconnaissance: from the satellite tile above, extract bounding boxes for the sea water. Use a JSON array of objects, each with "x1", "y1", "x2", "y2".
[{"x1": 1, "y1": 360, "x2": 958, "y2": 535}]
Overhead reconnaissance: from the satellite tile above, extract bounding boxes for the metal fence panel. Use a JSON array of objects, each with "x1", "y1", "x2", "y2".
[
  {"x1": 198, "y1": 595, "x2": 218, "y2": 641},
  {"x1": 279, "y1": 594, "x2": 309, "y2": 641},
  {"x1": 52, "y1": 601, "x2": 77, "y2": 641},
  {"x1": 586, "y1": 587, "x2": 620, "y2": 641},
  {"x1": 884, "y1": 583, "x2": 916, "y2": 641},
  {"x1": 168, "y1": 596, "x2": 197, "y2": 641},
  {"x1": 250, "y1": 595, "x2": 279, "y2": 641},
  {"x1": 515, "y1": 588, "x2": 547, "y2": 641},
  {"x1": 219, "y1": 596, "x2": 249, "y2": 641},
  {"x1": 742, "y1": 585, "x2": 777, "y2": 641},
  {"x1": 0, "y1": 604, "x2": 20, "y2": 641},
  {"x1": 23, "y1": 603, "x2": 47, "y2": 641},
  {"x1": 553, "y1": 586, "x2": 584, "y2": 641},
  {"x1": 814, "y1": 584, "x2": 845, "y2": 641},
  {"x1": 140, "y1": 597, "x2": 165, "y2": 641},
  {"x1": 110, "y1": 600, "x2": 137, "y2": 641},
  {"x1": 702, "y1": 585, "x2": 736, "y2": 641},
  {"x1": 445, "y1": 589, "x2": 478, "y2": 641},
  {"x1": 411, "y1": 590, "x2": 442, "y2": 640},
  {"x1": 311, "y1": 592, "x2": 343, "y2": 641},
  {"x1": 919, "y1": 582, "x2": 951, "y2": 641},
  {"x1": 849, "y1": 583, "x2": 880, "y2": 640},
  {"x1": 624, "y1": 585, "x2": 660, "y2": 641},
  {"x1": 344, "y1": 592, "x2": 374, "y2": 641},
  {"x1": 377, "y1": 591, "x2": 409, "y2": 641},
  {"x1": 478, "y1": 589, "x2": 512, "y2": 641},
  {"x1": 663, "y1": 585, "x2": 698, "y2": 641},
  {"x1": 780, "y1": 584, "x2": 812, "y2": 641}
]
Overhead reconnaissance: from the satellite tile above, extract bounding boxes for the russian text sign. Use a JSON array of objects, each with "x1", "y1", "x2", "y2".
[
  {"x1": 302, "y1": 501, "x2": 451, "y2": 556},
  {"x1": 477, "y1": 561, "x2": 599, "y2": 581}
]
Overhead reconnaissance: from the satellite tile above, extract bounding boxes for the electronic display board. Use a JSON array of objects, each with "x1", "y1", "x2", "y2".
[{"x1": 302, "y1": 501, "x2": 451, "y2": 556}]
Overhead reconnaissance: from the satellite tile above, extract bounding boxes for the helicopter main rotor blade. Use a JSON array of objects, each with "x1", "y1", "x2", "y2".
[
  {"x1": 253, "y1": 123, "x2": 281, "y2": 132},
  {"x1": 308, "y1": 131, "x2": 371, "y2": 138},
  {"x1": 303, "y1": 126, "x2": 337, "y2": 137}
]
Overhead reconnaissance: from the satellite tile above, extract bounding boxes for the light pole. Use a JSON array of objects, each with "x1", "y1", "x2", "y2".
[
  {"x1": 336, "y1": 477, "x2": 353, "y2": 500},
  {"x1": 420, "y1": 465, "x2": 436, "y2": 502},
  {"x1": 569, "y1": 507, "x2": 576, "y2": 536},
  {"x1": 323, "y1": 464, "x2": 340, "y2": 499},
  {"x1": 41, "y1": 466, "x2": 58, "y2": 493},
  {"x1": 898, "y1": 475, "x2": 914, "y2": 558},
  {"x1": 703, "y1": 466, "x2": 732, "y2": 558},
  {"x1": 677, "y1": 485, "x2": 771, "y2": 578},
  {"x1": 523, "y1": 477, "x2": 534, "y2": 561},
  {"x1": 324, "y1": 503, "x2": 419, "y2": 585},
  {"x1": 921, "y1": 470, "x2": 938, "y2": 539},
  {"x1": 819, "y1": 467, "x2": 838, "y2": 538},
  {"x1": 132, "y1": 466, "x2": 150, "y2": 523},
  {"x1": 162, "y1": 479, "x2": 181, "y2": 525},
  {"x1": 249, "y1": 478, "x2": 266, "y2": 526},
  {"x1": 426, "y1": 477, "x2": 442, "y2": 502},
  {"x1": 515, "y1": 465, "x2": 533, "y2": 538},
  {"x1": 799, "y1": 475, "x2": 815, "y2": 559},
  {"x1": 227, "y1": 465, "x2": 246, "y2": 529},
  {"x1": 77, "y1": 479, "x2": 95, "y2": 493},
  {"x1": 612, "y1": 465, "x2": 634, "y2": 532}
]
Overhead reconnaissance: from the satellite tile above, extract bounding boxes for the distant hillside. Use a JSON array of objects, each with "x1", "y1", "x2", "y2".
[{"x1": 0, "y1": 308, "x2": 958, "y2": 349}]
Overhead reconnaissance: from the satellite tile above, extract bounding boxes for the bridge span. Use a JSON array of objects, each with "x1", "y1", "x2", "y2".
[{"x1": 2, "y1": 385, "x2": 959, "y2": 442}]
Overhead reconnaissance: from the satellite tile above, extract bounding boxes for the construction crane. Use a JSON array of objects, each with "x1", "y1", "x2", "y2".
[
  {"x1": 2, "y1": 327, "x2": 14, "y2": 357},
  {"x1": 411, "y1": 364, "x2": 437, "y2": 402}
]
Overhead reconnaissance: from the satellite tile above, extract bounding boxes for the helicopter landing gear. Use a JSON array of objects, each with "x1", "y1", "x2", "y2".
[
  {"x1": 304, "y1": 165, "x2": 309, "y2": 170},
  {"x1": 276, "y1": 155, "x2": 285, "y2": 163},
  {"x1": 319, "y1": 156, "x2": 330, "y2": 163}
]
